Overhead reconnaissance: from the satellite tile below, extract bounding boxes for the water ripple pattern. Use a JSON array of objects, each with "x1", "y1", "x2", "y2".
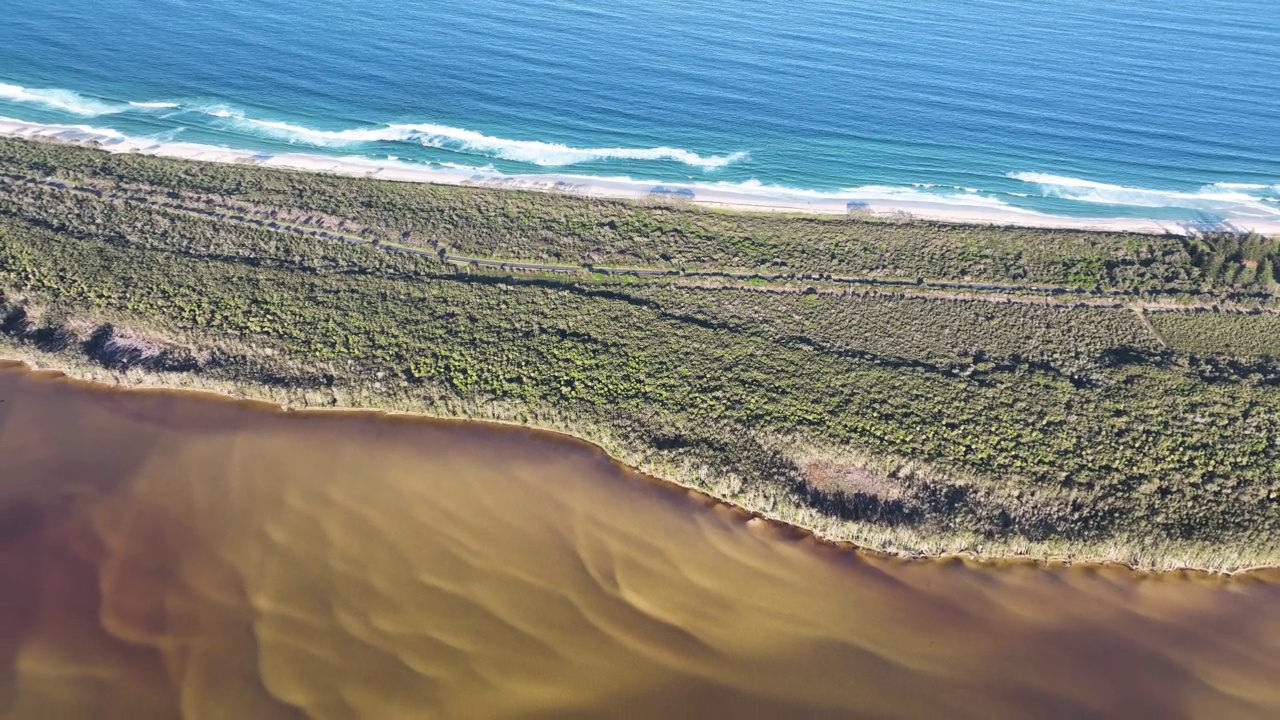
[{"x1": 2, "y1": 366, "x2": 1280, "y2": 718}]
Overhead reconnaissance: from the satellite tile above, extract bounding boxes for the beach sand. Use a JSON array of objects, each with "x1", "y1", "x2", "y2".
[{"x1": 3, "y1": 117, "x2": 1277, "y2": 237}]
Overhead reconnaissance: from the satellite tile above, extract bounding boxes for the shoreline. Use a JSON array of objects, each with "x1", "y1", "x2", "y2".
[
  {"x1": 5, "y1": 127, "x2": 1279, "y2": 577},
  {"x1": 4, "y1": 353, "x2": 1276, "y2": 579},
  {"x1": 4, "y1": 116, "x2": 1278, "y2": 238}
]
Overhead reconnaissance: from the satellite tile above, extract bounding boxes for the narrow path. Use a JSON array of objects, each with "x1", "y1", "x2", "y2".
[{"x1": 1130, "y1": 305, "x2": 1170, "y2": 348}]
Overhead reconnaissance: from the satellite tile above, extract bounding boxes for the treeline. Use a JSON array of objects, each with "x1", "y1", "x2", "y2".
[{"x1": 1187, "y1": 233, "x2": 1280, "y2": 292}]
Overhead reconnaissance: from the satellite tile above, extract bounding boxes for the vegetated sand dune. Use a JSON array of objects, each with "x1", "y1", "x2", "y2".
[{"x1": 2, "y1": 364, "x2": 1279, "y2": 719}]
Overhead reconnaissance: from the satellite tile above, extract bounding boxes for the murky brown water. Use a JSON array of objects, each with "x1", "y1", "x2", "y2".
[{"x1": 2, "y1": 364, "x2": 1279, "y2": 719}]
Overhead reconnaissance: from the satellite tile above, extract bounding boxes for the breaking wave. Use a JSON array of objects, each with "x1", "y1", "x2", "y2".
[
  {"x1": 208, "y1": 110, "x2": 747, "y2": 169},
  {"x1": 3, "y1": 116, "x2": 1277, "y2": 235},
  {"x1": 1010, "y1": 172, "x2": 1280, "y2": 219},
  {"x1": 0, "y1": 115, "x2": 1028, "y2": 211},
  {"x1": 0, "y1": 82, "x2": 186, "y2": 116},
  {"x1": 0, "y1": 80, "x2": 749, "y2": 170},
  {"x1": 0, "y1": 82, "x2": 126, "y2": 116}
]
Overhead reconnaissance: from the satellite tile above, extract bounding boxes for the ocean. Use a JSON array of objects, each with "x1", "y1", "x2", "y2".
[{"x1": 2, "y1": 0, "x2": 1278, "y2": 228}]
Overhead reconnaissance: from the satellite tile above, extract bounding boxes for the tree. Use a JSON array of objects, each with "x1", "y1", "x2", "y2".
[
  {"x1": 1236, "y1": 261, "x2": 1257, "y2": 288},
  {"x1": 1260, "y1": 258, "x2": 1278, "y2": 294}
]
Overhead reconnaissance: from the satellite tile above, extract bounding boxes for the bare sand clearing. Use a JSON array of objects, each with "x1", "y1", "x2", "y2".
[
  {"x1": 2, "y1": 364, "x2": 1280, "y2": 718},
  {"x1": 5, "y1": 117, "x2": 1277, "y2": 238}
]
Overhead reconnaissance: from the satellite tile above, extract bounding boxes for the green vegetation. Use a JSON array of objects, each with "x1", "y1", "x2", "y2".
[
  {"x1": 5, "y1": 137, "x2": 1280, "y2": 297},
  {"x1": 619, "y1": 285, "x2": 1163, "y2": 376},
  {"x1": 1, "y1": 137, "x2": 1278, "y2": 570},
  {"x1": 1150, "y1": 310, "x2": 1280, "y2": 358}
]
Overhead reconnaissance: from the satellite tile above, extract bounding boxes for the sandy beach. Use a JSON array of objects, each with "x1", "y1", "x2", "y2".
[{"x1": 4, "y1": 116, "x2": 1278, "y2": 237}]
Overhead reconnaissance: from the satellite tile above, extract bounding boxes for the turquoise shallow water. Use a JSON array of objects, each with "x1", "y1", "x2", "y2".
[{"x1": 1, "y1": 0, "x2": 1278, "y2": 224}]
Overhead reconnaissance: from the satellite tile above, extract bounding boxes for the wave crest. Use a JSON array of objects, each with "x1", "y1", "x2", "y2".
[
  {"x1": 1011, "y1": 172, "x2": 1280, "y2": 219},
  {"x1": 210, "y1": 111, "x2": 746, "y2": 170},
  {"x1": 3, "y1": 116, "x2": 1276, "y2": 236},
  {"x1": 0, "y1": 83, "x2": 125, "y2": 116}
]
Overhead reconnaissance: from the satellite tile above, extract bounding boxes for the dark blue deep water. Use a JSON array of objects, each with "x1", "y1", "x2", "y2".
[{"x1": 2, "y1": 0, "x2": 1278, "y2": 224}]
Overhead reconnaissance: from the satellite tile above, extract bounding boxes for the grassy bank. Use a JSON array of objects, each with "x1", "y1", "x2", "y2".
[{"x1": 1, "y1": 137, "x2": 1277, "y2": 571}]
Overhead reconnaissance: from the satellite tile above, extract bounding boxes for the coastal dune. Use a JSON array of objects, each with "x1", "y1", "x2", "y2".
[{"x1": 2, "y1": 365, "x2": 1279, "y2": 718}]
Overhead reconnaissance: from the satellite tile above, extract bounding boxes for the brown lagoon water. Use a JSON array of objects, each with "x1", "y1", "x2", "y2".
[{"x1": 1, "y1": 364, "x2": 1279, "y2": 719}]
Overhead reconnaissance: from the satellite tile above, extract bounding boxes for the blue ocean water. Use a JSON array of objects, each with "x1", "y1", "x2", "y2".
[{"x1": 1, "y1": 0, "x2": 1278, "y2": 225}]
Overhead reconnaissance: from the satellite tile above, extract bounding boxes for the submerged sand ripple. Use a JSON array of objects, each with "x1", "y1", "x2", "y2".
[{"x1": 1, "y1": 364, "x2": 1279, "y2": 719}]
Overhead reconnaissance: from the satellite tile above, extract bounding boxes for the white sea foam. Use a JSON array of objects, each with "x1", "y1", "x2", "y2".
[
  {"x1": 201, "y1": 105, "x2": 241, "y2": 119},
  {"x1": 209, "y1": 112, "x2": 747, "y2": 170},
  {"x1": 0, "y1": 83, "x2": 124, "y2": 116},
  {"x1": 663, "y1": 177, "x2": 1033, "y2": 212},
  {"x1": 1011, "y1": 172, "x2": 1280, "y2": 219},
  {"x1": 128, "y1": 101, "x2": 181, "y2": 109},
  {"x1": 1211, "y1": 182, "x2": 1269, "y2": 190},
  {"x1": 3, "y1": 117, "x2": 1277, "y2": 236},
  {"x1": 912, "y1": 182, "x2": 980, "y2": 194},
  {"x1": 0, "y1": 117, "x2": 126, "y2": 141}
]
